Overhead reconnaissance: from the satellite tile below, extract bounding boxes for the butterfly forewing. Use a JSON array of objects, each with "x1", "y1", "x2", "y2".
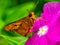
[{"x1": 5, "y1": 12, "x2": 36, "y2": 36}]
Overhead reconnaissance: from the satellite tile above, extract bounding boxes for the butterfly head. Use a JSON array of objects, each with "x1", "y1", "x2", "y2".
[{"x1": 29, "y1": 12, "x2": 36, "y2": 20}]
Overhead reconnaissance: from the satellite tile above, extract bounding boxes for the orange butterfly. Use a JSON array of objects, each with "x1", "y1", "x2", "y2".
[{"x1": 4, "y1": 12, "x2": 36, "y2": 36}]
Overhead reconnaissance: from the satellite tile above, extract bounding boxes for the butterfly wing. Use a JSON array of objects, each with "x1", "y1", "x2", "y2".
[{"x1": 5, "y1": 12, "x2": 36, "y2": 36}]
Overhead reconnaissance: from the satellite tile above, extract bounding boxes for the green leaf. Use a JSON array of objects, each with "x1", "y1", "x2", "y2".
[
  {"x1": 0, "y1": 20, "x2": 5, "y2": 29},
  {"x1": 4, "y1": 2, "x2": 35, "y2": 24},
  {"x1": 0, "y1": 33, "x2": 27, "y2": 45}
]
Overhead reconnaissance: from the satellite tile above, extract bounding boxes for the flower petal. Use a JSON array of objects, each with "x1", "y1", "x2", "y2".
[
  {"x1": 25, "y1": 33, "x2": 39, "y2": 45},
  {"x1": 46, "y1": 16, "x2": 60, "y2": 42},
  {"x1": 41, "y1": 2, "x2": 60, "y2": 25},
  {"x1": 38, "y1": 36, "x2": 48, "y2": 45},
  {"x1": 25, "y1": 33, "x2": 48, "y2": 45}
]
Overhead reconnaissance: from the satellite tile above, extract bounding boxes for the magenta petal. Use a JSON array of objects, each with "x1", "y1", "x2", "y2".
[
  {"x1": 25, "y1": 33, "x2": 39, "y2": 45},
  {"x1": 41, "y1": 2, "x2": 60, "y2": 42},
  {"x1": 38, "y1": 36, "x2": 48, "y2": 45},
  {"x1": 25, "y1": 33, "x2": 48, "y2": 45},
  {"x1": 46, "y1": 16, "x2": 60, "y2": 42},
  {"x1": 43, "y1": 2, "x2": 60, "y2": 14},
  {"x1": 41, "y1": 2, "x2": 60, "y2": 24}
]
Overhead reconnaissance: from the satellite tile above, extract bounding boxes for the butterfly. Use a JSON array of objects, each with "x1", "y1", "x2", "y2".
[{"x1": 4, "y1": 12, "x2": 36, "y2": 36}]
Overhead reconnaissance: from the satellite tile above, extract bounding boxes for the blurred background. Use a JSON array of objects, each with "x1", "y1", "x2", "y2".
[{"x1": 0, "y1": 0, "x2": 60, "y2": 45}]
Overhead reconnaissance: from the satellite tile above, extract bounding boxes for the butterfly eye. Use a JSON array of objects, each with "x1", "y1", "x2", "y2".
[{"x1": 29, "y1": 14, "x2": 32, "y2": 17}]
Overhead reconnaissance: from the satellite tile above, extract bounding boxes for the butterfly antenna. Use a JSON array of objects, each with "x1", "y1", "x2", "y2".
[
  {"x1": 33, "y1": 0, "x2": 39, "y2": 9},
  {"x1": 26, "y1": 0, "x2": 39, "y2": 13}
]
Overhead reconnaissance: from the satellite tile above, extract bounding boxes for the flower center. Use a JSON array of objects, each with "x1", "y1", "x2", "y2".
[{"x1": 37, "y1": 25, "x2": 48, "y2": 37}]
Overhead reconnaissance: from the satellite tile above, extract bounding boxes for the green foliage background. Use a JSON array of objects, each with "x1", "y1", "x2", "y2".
[{"x1": 0, "y1": 0, "x2": 60, "y2": 45}]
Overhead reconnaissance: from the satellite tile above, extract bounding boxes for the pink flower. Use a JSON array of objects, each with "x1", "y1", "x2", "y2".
[{"x1": 25, "y1": 2, "x2": 60, "y2": 45}]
